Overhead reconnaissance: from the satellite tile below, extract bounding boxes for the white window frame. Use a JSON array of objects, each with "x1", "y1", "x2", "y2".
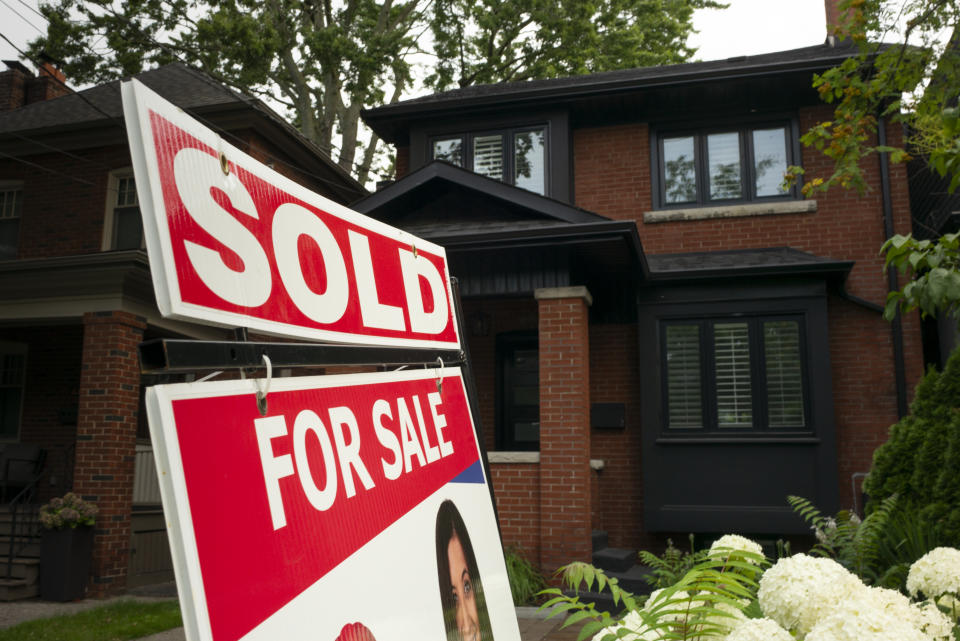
[
  {"x1": 102, "y1": 169, "x2": 144, "y2": 251},
  {"x1": 0, "y1": 180, "x2": 23, "y2": 260}
]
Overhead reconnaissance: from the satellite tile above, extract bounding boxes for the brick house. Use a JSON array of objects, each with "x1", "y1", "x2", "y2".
[
  {"x1": 356, "y1": 35, "x2": 927, "y2": 575},
  {"x1": 0, "y1": 61, "x2": 365, "y2": 595}
]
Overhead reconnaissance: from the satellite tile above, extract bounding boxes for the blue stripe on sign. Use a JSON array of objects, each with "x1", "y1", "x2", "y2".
[{"x1": 450, "y1": 459, "x2": 485, "y2": 484}]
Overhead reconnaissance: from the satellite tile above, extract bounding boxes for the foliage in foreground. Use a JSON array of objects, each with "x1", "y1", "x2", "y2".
[
  {"x1": 863, "y1": 345, "x2": 960, "y2": 543},
  {"x1": 789, "y1": 494, "x2": 950, "y2": 592},
  {"x1": 541, "y1": 536, "x2": 960, "y2": 641},
  {"x1": 0, "y1": 599, "x2": 182, "y2": 641},
  {"x1": 505, "y1": 546, "x2": 547, "y2": 606}
]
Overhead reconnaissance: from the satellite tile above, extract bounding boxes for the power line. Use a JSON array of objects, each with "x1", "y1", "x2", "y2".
[
  {"x1": 0, "y1": 0, "x2": 45, "y2": 35},
  {"x1": 15, "y1": 0, "x2": 46, "y2": 22},
  {"x1": 0, "y1": 150, "x2": 96, "y2": 186}
]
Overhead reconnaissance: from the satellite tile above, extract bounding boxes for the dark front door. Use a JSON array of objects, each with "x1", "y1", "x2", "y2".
[{"x1": 497, "y1": 332, "x2": 539, "y2": 451}]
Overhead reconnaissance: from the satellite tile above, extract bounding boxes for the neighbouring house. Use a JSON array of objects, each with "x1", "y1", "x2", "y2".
[
  {"x1": 355, "y1": 5, "x2": 929, "y2": 576},
  {"x1": 0, "y1": 60, "x2": 366, "y2": 597}
]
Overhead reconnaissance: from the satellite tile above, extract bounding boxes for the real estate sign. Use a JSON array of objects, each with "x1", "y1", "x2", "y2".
[
  {"x1": 121, "y1": 79, "x2": 459, "y2": 349},
  {"x1": 147, "y1": 368, "x2": 520, "y2": 641}
]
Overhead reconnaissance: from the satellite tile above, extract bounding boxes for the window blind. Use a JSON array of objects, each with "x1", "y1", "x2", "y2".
[
  {"x1": 666, "y1": 324, "x2": 702, "y2": 428},
  {"x1": 713, "y1": 322, "x2": 752, "y2": 427},
  {"x1": 764, "y1": 321, "x2": 805, "y2": 427},
  {"x1": 473, "y1": 135, "x2": 504, "y2": 181},
  {"x1": 707, "y1": 132, "x2": 742, "y2": 200}
]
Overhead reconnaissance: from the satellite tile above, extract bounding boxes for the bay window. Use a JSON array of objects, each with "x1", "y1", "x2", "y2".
[{"x1": 662, "y1": 315, "x2": 808, "y2": 433}]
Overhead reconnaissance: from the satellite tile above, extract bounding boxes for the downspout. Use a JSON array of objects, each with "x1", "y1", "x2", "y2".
[{"x1": 878, "y1": 117, "x2": 909, "y2": 418}]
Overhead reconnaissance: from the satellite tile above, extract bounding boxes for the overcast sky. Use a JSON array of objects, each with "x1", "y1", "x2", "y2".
[{"x1": 0, "y1": 0, "x2": 831, "y2": 81}]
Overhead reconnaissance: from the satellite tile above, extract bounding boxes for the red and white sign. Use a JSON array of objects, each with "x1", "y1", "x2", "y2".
[
  {"x1": 146, "y1": 369, "x2": 520, "y2": 641},
  {"x1": 122, "y1": 80, "x2": 459, "y2": 349}
]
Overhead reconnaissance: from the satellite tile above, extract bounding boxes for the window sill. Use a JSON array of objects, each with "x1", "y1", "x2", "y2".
[
  {"x1": 487, "y1": 451, "x2": 606, "y2": 470},
  {"x1": 643, "y1": 199, "x2": 817, "y2": 224},
  {"x1": 655, "y1": 436, "x2": 819, "y2": 445}
]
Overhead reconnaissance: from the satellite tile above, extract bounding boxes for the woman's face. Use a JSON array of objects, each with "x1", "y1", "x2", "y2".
[{"x1": 447, "y1": 532, "x2": 480, "y2": 641}]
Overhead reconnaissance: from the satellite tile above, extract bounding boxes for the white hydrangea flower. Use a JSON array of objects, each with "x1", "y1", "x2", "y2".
[
  {"x1": 708, "y1": 534, "x2": 764, "y2": 564},
  {"x1": 907, "y1": 547, "x2": 960, "y2": 599},
  {"x1": 592, "y1": 609, "x2": 663, "y2": 641},
  {"x1": 863, "y1": 585, "x2": 954, "y2": 641},
  {"x1": 725, "y1": 617, "x2": 794, "y2": 641},
  {"x1": 757, "y1": 554, "x2": 863, "y2": 637},
  {"x1": 805, "y1": 597, "x2": 930, "y2": 641}
]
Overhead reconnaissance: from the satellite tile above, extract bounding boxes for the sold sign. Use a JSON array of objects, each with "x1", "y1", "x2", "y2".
[{"x1": 122, "y1": 80, "x2": 460, "y2": 349}]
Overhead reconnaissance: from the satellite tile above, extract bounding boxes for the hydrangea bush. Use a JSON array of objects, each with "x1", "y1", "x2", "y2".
[
  {"x1": 542, "y1": 537, "x2": 960, "y2": 641},
  {"x1": 38, "y1": 492, "x2": 98, "y2": 530}
]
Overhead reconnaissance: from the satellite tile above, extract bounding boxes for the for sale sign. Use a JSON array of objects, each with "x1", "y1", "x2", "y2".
[
  {"x1": 122, "y1": 80, "x2": 459, "y2": 349},
  {"x1": 147, "y1": 368, "x2": 520, "y2": 641}
]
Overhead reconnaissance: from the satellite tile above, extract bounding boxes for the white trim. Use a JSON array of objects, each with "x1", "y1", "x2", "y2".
[
  {"x1": 101, "y1": 168, "x2": 142, "y2": 251},
  {"x1": 643, "y1": 199, "x2": 817, "y2": 224}
]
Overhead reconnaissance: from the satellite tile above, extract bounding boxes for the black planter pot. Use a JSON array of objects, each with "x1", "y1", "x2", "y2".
[{"x1": 40, "y1": 527, "x2": 94, "y2": 602}]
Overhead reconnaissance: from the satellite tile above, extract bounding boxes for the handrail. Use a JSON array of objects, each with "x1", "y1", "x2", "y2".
[{"x1": 4, "y1": 473, "x2": 42, "y2": 581}]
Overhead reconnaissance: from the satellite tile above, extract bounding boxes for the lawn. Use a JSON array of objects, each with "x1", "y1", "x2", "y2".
[{"x1": 0, "y1": 599, "x2": 182, "y2": 641}]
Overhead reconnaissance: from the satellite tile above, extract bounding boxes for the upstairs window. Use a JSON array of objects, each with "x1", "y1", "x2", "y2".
[
  {"x1": 431, "y1": 126, "x2": 547, "y2": 195},
  {"x1": 0, "y1": 184, "x2": 22, "y2": 260},
  {"x1": 662, "y1": 316, "x2": 808, "y2": 433},
  {"x1": 656, "y1": 124, "x2": 795, "y2": 208},
  {"x1": 106, "y1": 172, "x2": 143, "y2": 250}
]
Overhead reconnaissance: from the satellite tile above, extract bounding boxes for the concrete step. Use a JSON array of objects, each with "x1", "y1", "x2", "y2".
[
  {"x1": 0, "y1": 537, "x2": 40, "y2": 558},
  {"x1": 0, "y1": 577, "x2": 39, "y2": 601},
  {"x1": 592, "y1": 547, "x2": 636, "y2": 573},
  {"x1": 608, "y1": 564, "x2": 653, "y2": 596},
  {"x1": 0, "y1": 557, "x2": 39, "y2": 583},
  {"x1": 591, "y1": 530, "x2": 608, "y2": 552}
]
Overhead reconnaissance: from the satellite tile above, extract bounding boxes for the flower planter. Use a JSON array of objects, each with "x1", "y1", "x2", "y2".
[{"x1": 40, "y1": 527, "x2": 94, "y2": 602}]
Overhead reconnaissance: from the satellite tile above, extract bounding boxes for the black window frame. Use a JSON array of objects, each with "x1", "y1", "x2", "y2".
[
  {"x1": 659, "y1": 313, "x2": 811, "y2": 436},
  {"x1": 428, "y1": 125, "x2": 550, "y2": 195},
  {"x1": 494, "y1": 330, "x2": 540, "y2": 451},
  {"x1": 652, "y1": 118, "x2": 801, "y2": 209}
]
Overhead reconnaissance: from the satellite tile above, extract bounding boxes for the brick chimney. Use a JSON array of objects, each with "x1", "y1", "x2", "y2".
[
  {"x1": 824, "y1": 0, "x2": 850, "y2": 42},
  {"x1": 0, "y1": 61, "x2": 31, "y2": 111},
  {"x1": 0, "y1": 59, "x2": 70, "y2": 111}
]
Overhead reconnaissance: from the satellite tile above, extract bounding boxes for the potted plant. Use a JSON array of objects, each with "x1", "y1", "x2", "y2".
[{"x1": 38, "y1": 492, "x2": 98, "y2": 601}]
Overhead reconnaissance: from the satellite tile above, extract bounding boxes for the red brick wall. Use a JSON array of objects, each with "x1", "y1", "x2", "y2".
[
  {"x1": 74, "y1": 311, "x2": 146, "y2": 596},
  {"x1": 490, "y1": 462, "x2": 541, "y2": 562},
  {"x1": 537, "y1": 292, "x2": 591, "y2": 572}
]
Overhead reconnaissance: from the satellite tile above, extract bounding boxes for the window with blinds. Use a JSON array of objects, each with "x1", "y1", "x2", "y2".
[
  {"x1": 662, "y1": 316, "x2": 808, "y2": 433},
  {"x1": 665, "y1": 325, "x2": 702, "y2": 428},
  {"x1": 111, "y1": 174, "x2": 143, "y2": 250},
  {"x1": 430, "y1": 126, "x2": 547, "y2": 194}
]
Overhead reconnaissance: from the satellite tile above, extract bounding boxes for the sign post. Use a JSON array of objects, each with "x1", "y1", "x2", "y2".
[{"x1": 124, "y1": 80, "x2": 520, "y2": 641}]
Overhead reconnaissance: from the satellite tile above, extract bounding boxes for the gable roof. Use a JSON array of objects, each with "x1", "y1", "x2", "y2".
[{"x1": 0, "y1": 63, "x2": 366, "y2": 202}]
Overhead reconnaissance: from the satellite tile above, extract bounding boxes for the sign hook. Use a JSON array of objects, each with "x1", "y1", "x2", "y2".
[
  {"x1": 434, "y1": 356, "x2": 443, "y2": 396},
  {"x1": 255, "y1": 354, "x2": 272, "y2": 415}
]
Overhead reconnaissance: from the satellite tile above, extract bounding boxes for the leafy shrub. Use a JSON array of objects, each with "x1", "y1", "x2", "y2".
[
  {"x1": 504, "y1": 547, "x2": 546, "y2": 606},
  {"x1": 864, "y1": 345, "x2": 960, "y2": 543},
  {"x1": 638, "y1": 535, "x2": 706, "y2": 590},
  {"x1": 789, "y1": 494, "x2": 949, "y2": 592}
]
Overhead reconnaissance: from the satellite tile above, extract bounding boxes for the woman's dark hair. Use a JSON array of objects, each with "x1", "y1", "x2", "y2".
[{"x1": 436, "y1": 499, "x2": 493, "y2": 641}]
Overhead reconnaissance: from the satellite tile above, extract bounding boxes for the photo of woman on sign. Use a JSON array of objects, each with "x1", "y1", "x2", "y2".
[{"x1": 436, "y1": 500, "x2": 494, "y2": 641}]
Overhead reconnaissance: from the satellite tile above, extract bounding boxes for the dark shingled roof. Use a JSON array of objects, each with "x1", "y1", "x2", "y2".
[
  {"x1": 0, "y1": 63, "x2": 243, "y2": 134},
  {"x1": 0, "y1": 62, "x2": 366, "y2": 200},
  {"x1": 647, "y1": 247, "x2": 854, "y2": 280},
  {"x1": 364, "y1": 40, "x2": 870, "y2": 120}
]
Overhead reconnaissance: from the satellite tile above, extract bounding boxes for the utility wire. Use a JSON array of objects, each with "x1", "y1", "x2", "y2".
[
  {"x1": 14, "y1": 0, "x2": 46, "y2": 22},
  {"x1": 0, "y1": 150, "x2": 96, "y2": 186},
  {"x1": 0, "y1": 0, "x2": 45, "y2": 35}
]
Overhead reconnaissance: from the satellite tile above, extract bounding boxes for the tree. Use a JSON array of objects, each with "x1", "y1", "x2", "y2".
[
  {"x1": 789, "y1": 1, "x2": 959, "y2": 322},
  {"x1": 31, "y1": 0, "x2": 724, "y2": 186},
  {"x1": 790, "y1": 0, "x2": 959, "y2": 196}
]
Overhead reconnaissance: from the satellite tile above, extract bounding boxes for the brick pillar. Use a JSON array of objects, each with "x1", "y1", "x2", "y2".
[
  {"x1": 75, "y1": 311, "x2": 146, "y2": 597},
  {"x1": 535, "y1": 286, "x2": 592, "y2": 574}
]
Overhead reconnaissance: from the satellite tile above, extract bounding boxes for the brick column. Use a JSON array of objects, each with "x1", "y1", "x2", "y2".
[
  {"x1": 535, "y1": 286, "x2": 592, "y2": 574},
  {"x1": 75, "y1": 311, "x2": 146, "y2": 597}
]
